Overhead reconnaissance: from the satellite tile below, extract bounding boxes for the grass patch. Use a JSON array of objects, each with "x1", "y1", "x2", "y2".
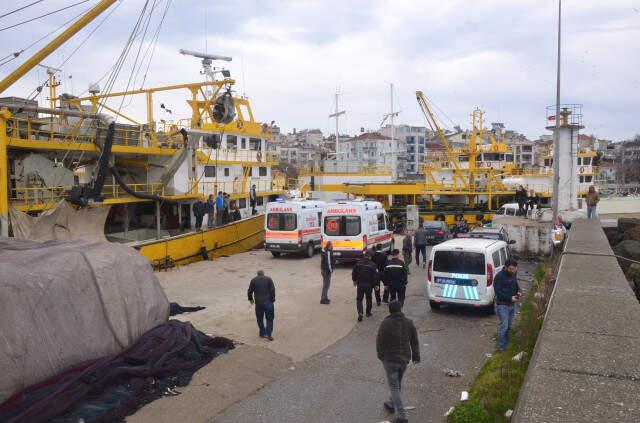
[{"x1": 448, "y1": 262, "x2": 552, "y2": 423}]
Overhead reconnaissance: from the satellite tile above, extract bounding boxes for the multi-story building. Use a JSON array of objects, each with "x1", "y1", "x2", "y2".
[
  {"x1": 338, "y1": 132, "x2": 406, "y2": 177},
  {"x1": 381, "y1": 124, "x2": 430, "y2": 175}
]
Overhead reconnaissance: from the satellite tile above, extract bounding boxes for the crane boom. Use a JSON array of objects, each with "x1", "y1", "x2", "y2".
[
  {"x1": 0, "y1": 0, "x2": 117, "y2": 94},
  {"x1": 415, "y1": 90, "x2": 460, "y2": 171}
]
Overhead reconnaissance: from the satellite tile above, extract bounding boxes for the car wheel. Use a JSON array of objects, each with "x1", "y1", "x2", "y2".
[
  {"x1": 429, "y1": 300, "x2": 441, "y2": 310},
  {"x1": 305, "y1": 243, "x2": 314, "y2": 258},
  {"x1": 271, "y1": 251, "x2": 281, "y2": 257}
]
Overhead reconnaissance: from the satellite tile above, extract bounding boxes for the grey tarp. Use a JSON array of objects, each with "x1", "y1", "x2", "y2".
[
  {"x1": 0, "y1": 238, "x2": 169, "y2": 402},
  {"x1": 9, "y1": 200, "x2": 110, "y2": 242}
]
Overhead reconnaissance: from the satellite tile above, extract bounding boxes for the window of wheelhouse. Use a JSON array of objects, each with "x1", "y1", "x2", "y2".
[
  {"x1": 226, "y1": 135, "x2": 237, "y2": 150},
  {"x1": 250, "y1": 138, "x2": 261, "y2": 151}
]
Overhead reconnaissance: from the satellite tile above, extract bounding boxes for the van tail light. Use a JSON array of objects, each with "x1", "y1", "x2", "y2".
[
  {"x1": 486, "y1": 263, "x2": 494, "y2": 287},
  {"x1": 427, "y1": 259, "x2": 433, "y2": 282},
  {"x1": 436, "y1": 230, "x2": 444, "y2": 235},
  {"x1": 298, "y1": 230, "x2": 302, "y2": 246},
  {"x1": 362, "y1": 235, "x2": 367, "y2": 251}
]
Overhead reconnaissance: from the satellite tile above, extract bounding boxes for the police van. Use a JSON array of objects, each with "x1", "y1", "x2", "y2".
[
  {"x1": 321, "y1": 200, "x2": 393, "y2": 260},
  {"x1": 426, "y1": 238, "x2": 511, "y2": 313},
  {"x1": 265, "y1": 199, "x2": 325, "y2": 258}
]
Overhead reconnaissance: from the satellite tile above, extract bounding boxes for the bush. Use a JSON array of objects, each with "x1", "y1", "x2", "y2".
[{"x1": 448, "y1": 399, "x2": 491, "y2": 423}]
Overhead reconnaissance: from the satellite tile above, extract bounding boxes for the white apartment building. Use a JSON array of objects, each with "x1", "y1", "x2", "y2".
[
  {"x1": 338, "y1": 132, "x2": 406, "y2": 177},
  {"x1": 381, "y1": 124, "x2": 427, "y2": 175}
]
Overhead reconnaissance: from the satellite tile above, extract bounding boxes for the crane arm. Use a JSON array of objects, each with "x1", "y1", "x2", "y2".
[
  {"x1": 0, "y1": 0, "x2": 117, "y2": 94},
  {"x1": 416, "y1": 90, "x2": 460, "y2": 171}
]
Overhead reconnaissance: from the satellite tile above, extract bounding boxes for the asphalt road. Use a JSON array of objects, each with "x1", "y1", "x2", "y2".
[{"x1": 215, "y1": 249, "x2": 537, "y2": 423}]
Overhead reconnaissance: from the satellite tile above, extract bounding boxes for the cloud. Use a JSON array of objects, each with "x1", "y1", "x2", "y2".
[{"x1": 1, "y1": 0, "x2": 638, "y2": 140}]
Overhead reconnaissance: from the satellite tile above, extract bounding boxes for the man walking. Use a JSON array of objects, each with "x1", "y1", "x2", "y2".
[
  {"x1": 377, "y1": 301, "x2": 420, "y2": 423},
  {"x1": 586, "y1": 185, "x2": 600, "y2": 219},
  {"x1": 372, "y1": 243, "x2": 388, "y2": 305},
  {"x1": 352, "y1": 250, "x2": 379, "y2": 322},
  {"x1": 250, "y1": 184, "x2": 257, "y2": 215},
  {"x1": 206, "y1": 194, "x2": 215, "y2": 228},
  {"x1": 494, "y1": 259, "x2": 520, "y2": 352},
  {"x1": 383, "y1": 249, "x2": 408, "y2": 305},
  {"x1": 247, "y1": 269, "x2": 276, "y2": 341},
  {"x1": 414, "y1": 222, "x2": 428, "y2": 268},
  {"x1": 516, "y1": 185, "x2": 526, "y2": 217},
  {"x1": 320, "y1": 241, "x2": 335, "y2": 304},
  {"x1": 215, "y1": 191, "x2": 224, "y2": 226},
  {"x1": 402, "y1": 230, "x2": 413, "y2": 275}
]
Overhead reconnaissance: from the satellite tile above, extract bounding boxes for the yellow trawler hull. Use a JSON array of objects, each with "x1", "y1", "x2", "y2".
[{"x1": 135, "y1": 214, "x2": 264, "y2": 268}]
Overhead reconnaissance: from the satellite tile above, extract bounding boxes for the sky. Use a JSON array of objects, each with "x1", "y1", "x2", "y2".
[{"x1": 1, "y1": 0, "x2": 639, "y2": 141}]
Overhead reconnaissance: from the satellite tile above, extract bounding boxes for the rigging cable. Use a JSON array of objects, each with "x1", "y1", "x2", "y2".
[
  {"x1": 138, "y1": 0, "x2": 172, "y2": 89},
  {"x1": 0, "y1": 0, "x2": 45, "y2": 20},
  {"x1": 0, "y1": 0, "x2": 90, "y2": 32}
]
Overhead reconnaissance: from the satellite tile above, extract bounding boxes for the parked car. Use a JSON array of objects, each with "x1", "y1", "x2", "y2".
[
  {"x1": 423, "y1": 221, "x2": 452, "y2": 244},
  {"x1": 426, "y1": 238, "x2": 513, "y2": 313},
  {"x1": 458, "y1": 227, "x2": 515, "y2": 245}
]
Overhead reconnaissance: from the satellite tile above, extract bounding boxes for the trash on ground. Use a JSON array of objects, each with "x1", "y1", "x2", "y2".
[
  {"x1": 512, "y1": 351, "x2": 527, "y2": 362},
  {"x1": 460, "y1": 391, "x2": 469, "y2": 401},
  {"x1": 444, "y1": 406, "x2": 455, "y2": 417},
  {"x1": 443, "y1": 368, "x2": 463, "y2": 377},
  {"x1": 485, "y1": 353, "x2": 493, "y2": 358},
  {"x1": 169, "y1": 302, "x2": 206, "y2": 316},
  {"x1": 404, "y1": 406, "x2": 416, "y2": 410},
  {"x1": 505, "y1": 409, "x2": 514, "y2": 419}
]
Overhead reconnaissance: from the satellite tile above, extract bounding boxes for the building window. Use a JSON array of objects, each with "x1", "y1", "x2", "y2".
[
  {"x1": 224, "y1": 167, "x2": 230, "y2": 177},
  {"x1": 227, "y1": 135, "x2": 237, "y2": 149},
  {"x1": 249, "y1": 138, "x2": 261, "y2": 151},
  {"x1": 257, "y1": 196, "x2": 264, "y2": 206},
  {"x1": 259, "y1": 167, "x2": 267, "y2": 177},
  {"x1": 204, "y1": 166, "x2": 216, "y2": 177},
  {"x1": 241, "y1": 138, "x2": 247, "y2": 149},
  {"x1": 418, "y1": 136, "x2": 425, "y2": 144}
]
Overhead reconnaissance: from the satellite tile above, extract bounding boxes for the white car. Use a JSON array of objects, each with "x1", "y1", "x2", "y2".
[{"x1": 426, "y1": 238, "x2": 512, "y2": 313}]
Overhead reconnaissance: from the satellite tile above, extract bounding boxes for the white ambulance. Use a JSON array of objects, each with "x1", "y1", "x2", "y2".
[
  {"x1": 265, "y1": 199, "x2": 325, "y2": 258},
  {"x1": 321, "y1": 200, "x2": 394, "y2": 260}
]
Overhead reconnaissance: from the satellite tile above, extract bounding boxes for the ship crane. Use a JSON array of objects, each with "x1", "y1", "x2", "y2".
[{"x1": 416, "y1": 91, "x2": 461, "y2": 172}]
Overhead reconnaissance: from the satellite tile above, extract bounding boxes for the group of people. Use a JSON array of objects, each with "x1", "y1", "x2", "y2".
[
  {"x1": 515, "y1": 185, "x2": 540, "y2": 218},
  {"x1": 193, "y1": 187, "x2": 255, "y2": 230}
]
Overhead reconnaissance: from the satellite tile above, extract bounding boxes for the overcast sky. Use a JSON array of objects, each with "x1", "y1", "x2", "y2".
[{"x1": 1, "y1": 0, "x2": 638, "y2": 141}]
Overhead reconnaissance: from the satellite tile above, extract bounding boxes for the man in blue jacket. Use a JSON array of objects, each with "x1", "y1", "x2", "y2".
[{"x1": 493, "y1": 259, "x2": 521, "y2": 352}]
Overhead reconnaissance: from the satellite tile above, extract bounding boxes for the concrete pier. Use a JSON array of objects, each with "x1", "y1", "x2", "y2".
[{"x1": 514, "y1": 219, "x2": 640, "y2": 422}]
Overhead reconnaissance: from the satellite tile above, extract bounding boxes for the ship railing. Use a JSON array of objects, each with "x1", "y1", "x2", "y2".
[
  {"x1": 10, "y1": 183, "x2": 166, "y2": 207},
  {"x1": 198, "y1": 148, "x2": 279, "y2": 163},
  {"x1": 197, "y1": 178, "x2": 286, "y2": 197},
  {"x1": 508, "y1": 167, "x2": 554, "y2": 176},
  {"x1": 5, "y1": 114, "x2": 185, "y2": 149},
  {"x1": 299, "y1": 164, "x2": 392, "y2": 175}
]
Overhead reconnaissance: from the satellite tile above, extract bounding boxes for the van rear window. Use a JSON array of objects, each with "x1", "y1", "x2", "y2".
[
  {"x1": 267, "y1": 213, "x2": 297, "y2": 231},
  {"x1": 433, "y1": 251, "x2": 485, "y2": 275},
  {"x1": 324, "y1": 216, "x2": 361, "y2": 236}
]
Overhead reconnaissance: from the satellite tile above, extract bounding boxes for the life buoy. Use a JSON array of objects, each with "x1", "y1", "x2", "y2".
[
  {"x1": 256, "y1": 151, "x2": 263, "y2": 162},
  {"x1": 580, "y1": 166, "x2": 585, "y2": 174},
  {"x1": 5, "y1": 119, "x2": 13, "y2": 135}
]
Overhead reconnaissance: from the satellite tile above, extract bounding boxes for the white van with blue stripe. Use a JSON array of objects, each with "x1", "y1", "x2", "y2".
[{"x1": 426, "y1": 238, "x2": 510, "y2": 313}]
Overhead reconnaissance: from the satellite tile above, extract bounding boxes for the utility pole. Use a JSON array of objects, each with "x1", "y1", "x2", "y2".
[
  {"x1": 382, "y1": 83, "x2": 400, "y2": 179},
  {"x1": 552, "y1": 0, "x2": 562, "y2": 221},
  {"x1": 328, "y1": 88, "x2": 345, "y2": 160}
]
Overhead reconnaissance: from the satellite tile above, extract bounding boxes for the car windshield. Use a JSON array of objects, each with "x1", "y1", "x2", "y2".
[
  {"x1": 267, "y1": 213, "x2": 297, "y2": 231},
  {"x1": 425, "y1": 221, "x2": 445, "y2": 228},
  {"x1": 324, "y1": 216, "x2": 361, "y2": 236},
  {"x1": 470, "y1": 232, "x2": 501, "y2": 240},
  {"x1": 433, "y1": 250, "x2": 485, "y2": 275}
]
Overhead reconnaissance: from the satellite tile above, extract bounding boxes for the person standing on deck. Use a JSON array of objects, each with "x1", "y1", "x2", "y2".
[
  {"x1": 206, "y1": 194, "x2": 215, "y2": 228},
  {"x1": 193, "y1": 200, "x2": 205, "y2": 230},
  {"x1": 516, "y1": 185, "x2": 526, "y2": 217},
  {"x1": 250, "y1": 184, "x2": 257, "y2": 215},
  {"x1": 320, "y1": 241, "x2": 335, "y2": 304},
  {"x1": 215, "y1": 191, "x2": 224, "y2": 226},
  {"x1": 248, "y1": 269, "x2": 276, "y2": 341},
  {"x1": 377, "y1": 301, "x2": 420, "y2": 423},
  {"x1": 222, "y1": 193, "x2": 230, "y2": 224}
]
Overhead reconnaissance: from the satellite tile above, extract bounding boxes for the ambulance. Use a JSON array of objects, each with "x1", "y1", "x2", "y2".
[
  {"x1": 265, "y1": 199, "x2": 325, "y2": 258},
  {"x1": 321, "y1": 200, "x2": 394, "y2": 260}
]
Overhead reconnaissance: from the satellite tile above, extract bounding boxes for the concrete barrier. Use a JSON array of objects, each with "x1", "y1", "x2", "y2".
[{"x1": 514, "y1": 219, "x2": 640, "y2": 422}]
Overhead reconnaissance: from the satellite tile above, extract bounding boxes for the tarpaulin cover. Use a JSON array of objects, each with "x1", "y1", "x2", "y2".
[
  {"x1": 9, "y1": 200, "x2": 110, "y2": 242},
  {"x1": 0, "y1": 321, "x2": 234, "y2": 423},
  {"x1": 0, "y1": 237, "x2": 170, "y2": 403}
]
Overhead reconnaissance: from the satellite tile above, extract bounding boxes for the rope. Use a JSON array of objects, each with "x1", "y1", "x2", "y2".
[
  {"x1": 0, "y1": 0, "x2": 90, "y2": 32},
  {"x1": 0, "y1": 0, "x2": 45, "y2": 19}
]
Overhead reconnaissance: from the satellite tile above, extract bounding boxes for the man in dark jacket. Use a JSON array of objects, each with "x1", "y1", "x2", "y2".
[
  {"x1": 320, "y1": 241, "x2": 335, "y2": 304},
  {"x1": 493, "y1": 259, "x2": 521, "y2": 351},
  {"x1": 516, "y1": 185, "x2": 526, "y2": 216},
  {"x1": 414, "y1": 223, "x2": 428, "y2": 268},
  {"x1": 248, "y1": 269, "x2": 276, "y2": 341},
  {"x1": 250, "y1": 184, "x2": 257, "y2": 215},
  {"x1": 193, "y1": 200, "x2": 205, "y2": 230},
  {"x1": 402, "y1": 230, "x2": 413, "y2": 275},
  {"x1": 352, "y1": 250, "x2": 379, "y2": 321},
  {"x1": 383, "y1": 249, "x2": 408, "y2": 305},
  {"x1": 372, "y1": 243, "x2": 388, "y2": 305},
  {"x1": 376, "y1": 301, "x2": 420, "y2": 423},
  {"x1": 206, "y1": 194, "x2": 215, "y2": 228}
]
